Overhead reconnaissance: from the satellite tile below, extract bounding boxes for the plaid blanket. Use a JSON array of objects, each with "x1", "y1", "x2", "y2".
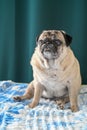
[{"x1": 0, "y1": 81, "x2": 87, "y2": 130}]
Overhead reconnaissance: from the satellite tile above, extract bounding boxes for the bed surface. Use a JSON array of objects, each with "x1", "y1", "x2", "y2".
[{"x1": 0, "y1": 81, "x2": 87, "y2": 130}]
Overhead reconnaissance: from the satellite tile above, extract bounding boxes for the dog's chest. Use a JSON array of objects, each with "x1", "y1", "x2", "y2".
[
  {"x1": 39, "y1": 69, "x2": 67, "y2": 97},
  {"x1": 42, "y1": 69, "x2": 63, "y2": 85},
  {"x1": 34, "y1": 63, "x2": 68, "y2": 97},
  {"x1": 45, "y1": 69, "x2": 59, "y2": 81},
  {"x1": 35, "y1": 67, "x2": 65, "y2": 88}
]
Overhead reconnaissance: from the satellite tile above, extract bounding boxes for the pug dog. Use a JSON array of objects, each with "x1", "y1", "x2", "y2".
[{"x1": 14, "y1": 30, "x2": 81, "y2": 112}]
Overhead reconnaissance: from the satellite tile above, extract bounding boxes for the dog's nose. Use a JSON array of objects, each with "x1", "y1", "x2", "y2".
[
  {"x1": 45, "y1": 47, "x2": 51, "y2": 52},
  {"x1": 46, "y1": 44, "x2": 54, "y2": 50},
  {"x1": 48, "y1": 44, "x2": 54, "y2": 48}
]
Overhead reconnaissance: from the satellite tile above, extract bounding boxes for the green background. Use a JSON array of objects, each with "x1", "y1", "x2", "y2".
[{"x1": 0, "y1": 0, "x2": 87, "y2": 83}]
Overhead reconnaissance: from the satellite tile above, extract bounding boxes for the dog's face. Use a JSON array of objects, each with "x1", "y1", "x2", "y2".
[{"x1": 36, "y1": 30, "x2": 72, "y2": 60}]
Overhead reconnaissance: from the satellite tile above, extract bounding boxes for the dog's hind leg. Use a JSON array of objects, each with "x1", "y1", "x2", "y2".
[{"x1": 56, "y1": 96, "x2": 69, "y2": 109}]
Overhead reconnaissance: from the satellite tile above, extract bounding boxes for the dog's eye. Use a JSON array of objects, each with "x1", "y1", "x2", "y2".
[
  {"x1": 54, "y1": 40, "x2": 62, "y2": 46},
  {"x1": 43, "y1": 38, "x2": 51, "y2": 43},
  {"x1": 39, "y1": 40, "x2": 43, "y2": 43},
  {"x1": 38, "y1": 40, "x2": 44, "y2": 44}
]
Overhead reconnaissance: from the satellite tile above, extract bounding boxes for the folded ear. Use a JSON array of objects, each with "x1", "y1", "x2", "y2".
[
  {"x1": 36, "y1": 36, "x2": 39, "y2": 42},
  {"x1": 36, "y1": 35, "x2": 40, "y2": 45},
  {"x1": 61, "y1": 31, "x2": 72, "y2": 46}
]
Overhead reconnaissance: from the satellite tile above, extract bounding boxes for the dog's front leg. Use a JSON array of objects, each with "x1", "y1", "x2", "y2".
[
  {"x1": 68, "y1": 83, "x2": 81, "y2": 112},
  {"x1": 13, "y1": 81, "x2": 34, "y2": 101},
  {"x1": 29, "y1": 82, "x2": 44, "y2": 108}
]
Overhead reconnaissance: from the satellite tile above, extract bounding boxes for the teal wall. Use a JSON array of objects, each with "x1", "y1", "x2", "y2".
[{"x1": 0, "y1": 0, "x2": 87, "y2": 83}]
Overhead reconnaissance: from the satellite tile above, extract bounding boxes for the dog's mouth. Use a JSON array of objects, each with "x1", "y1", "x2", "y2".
[
  {"x1": 41, "y1": 44, "x2": 58, "y2": 59},
  {"x1": 39, "y1": 38, "x2": 62, "y2": 59}
]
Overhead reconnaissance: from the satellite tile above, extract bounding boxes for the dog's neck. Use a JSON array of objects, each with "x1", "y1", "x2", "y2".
[{"x1": 44, "y1": 59, "x2": 56, "y2": 69}]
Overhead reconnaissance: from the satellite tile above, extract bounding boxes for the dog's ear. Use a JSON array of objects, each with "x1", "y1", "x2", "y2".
[
  {"x1": 36, "y1": 35, "x2": 40, "y2": 45},
  {"x1": 36, "y1": 36, "x2": 39, "y2": 42},
  {"x1": 61, "y1": 31, "x2": 72, "y2": 46}
]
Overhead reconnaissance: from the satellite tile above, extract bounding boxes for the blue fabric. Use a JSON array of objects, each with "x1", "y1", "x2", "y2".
[{"x1": 0, "y1": 81, "x2": 87, "y2": 130}]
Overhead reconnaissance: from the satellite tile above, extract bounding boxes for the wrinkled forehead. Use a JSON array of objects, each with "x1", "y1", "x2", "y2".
[{"x1": 39, "y1": 30, "x2": 65, "y2": 43}]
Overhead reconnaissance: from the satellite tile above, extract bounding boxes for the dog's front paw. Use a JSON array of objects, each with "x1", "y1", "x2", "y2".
[
  {"x1": 28, "y1": 103, "x2": 35, "y2": 108},
  {"x1": 13, "y1": 96, "x2": 22, "y2": 101},
  {"x1": 71, "y1": 105, "x2": 78, "y2": 112},
  {"x1": 56, "y1": 99, "x2": 65, "y2": 110},
  {"x1": 28, "y1": 101, "x2": 38, "y2": 108}
]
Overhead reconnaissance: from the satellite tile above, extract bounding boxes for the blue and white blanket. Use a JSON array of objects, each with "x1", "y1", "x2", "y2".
[{"x1": 0, "y1": 81, "x2": 87, "y2": 130}]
